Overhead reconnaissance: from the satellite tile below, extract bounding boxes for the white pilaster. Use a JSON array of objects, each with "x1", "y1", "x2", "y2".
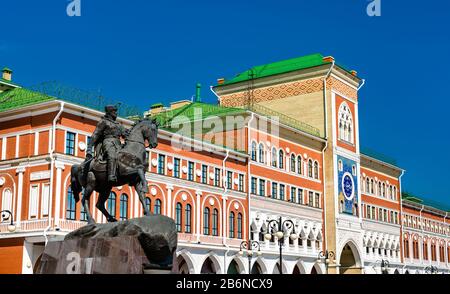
[
  {"x1": 54, "y1": 161, "x2": 65, "y2": 227},
  {"x1": 16, "y1": 166, "x2": 26, "y2": 224},
  {"x1": 15, "y1": 135, "x2": 19, "y2": 158},
  {"x1": 1, "y1": 137, "x2": 6, "y2": 160},
  {"x1": 166, "y1": 185, "x2": 174, "y2": 217},
  {"x1": 196, "y1": 190, "x2": 202, "y2": 237},
  {"x1": 34, "y1": 132, "x2": 39, "y2": 156}
]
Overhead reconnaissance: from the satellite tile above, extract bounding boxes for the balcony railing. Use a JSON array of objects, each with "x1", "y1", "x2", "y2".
[
  {"x1": 0, "y1": 219, "x2": 87, "y2": 234},
  {"x1": 246, "y1": 103, "x2": 321, "y2": 137}
]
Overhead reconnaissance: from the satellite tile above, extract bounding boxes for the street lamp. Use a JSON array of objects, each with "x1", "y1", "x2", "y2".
[
  {"x1": 239, "y1": 240, "x2": 262, "y2": 274},
  {"x1": 425, "y1": 265, "x2": 438, "y2": 274},
  {"x1": 375, "y1": 259, "x2": 390, "y2": 274},
  {"x1": 317, "y1": 250, "x2": 335, "y2": 274},
  {"x1": 265, "y1": 216, "x2": 298, "y2": 275},
  {"x1": 1, "y1": 210, "x2": 16, "y2": 233}
]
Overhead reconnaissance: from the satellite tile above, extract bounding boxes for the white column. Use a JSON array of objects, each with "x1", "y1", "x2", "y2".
[
  {"x1": 196, "y1": 190, "x2": 202, "y2": 237},
  {"x1": 16, "y1": 166, "x2": 26, "y2": 225},
  {"x1": 166, "y1": 185, "x2": 173, "y2": 217},
  {"x1": 54, "y1": 162, "x2": 65, "y2": 227}
]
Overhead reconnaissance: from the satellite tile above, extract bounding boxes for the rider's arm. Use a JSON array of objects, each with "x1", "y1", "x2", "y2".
[{"x1": 87, "y1": 120, "x2": 105, "y2": 156}]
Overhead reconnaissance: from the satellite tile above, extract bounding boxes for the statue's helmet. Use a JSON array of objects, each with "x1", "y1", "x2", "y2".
[{"x1": 105, "y1": 105, "x2": 118, "y2": 113}]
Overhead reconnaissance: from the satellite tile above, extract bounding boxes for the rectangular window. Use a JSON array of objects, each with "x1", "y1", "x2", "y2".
[
  {"x1": 290, "y1": 187, "x2": 296, "y2": 203},
  {"x1": 214, "y1": 168, "x2": 220, "y2": 187},
  {"x1": 308, "y1": 191, "x2": 314, "y2": 207},
  {"x1": 41, "y1": 183, "x2": 50, "y2": 216},
  {"x1": 251, "y1": 177, "x2": 257, "y2": 194},
  {"x1": 271, "y1": 182, "x2": 278, "y2": 199},
  {"x1": 383, "y1": 209, "x2": 387, "y2": 223},
  {"x1": 158, "y1": 154, "x2": 165, "y2": 175},
  {"x1": 394, "y1": 212, "x2": 398, "y2": 224},
  {"x1": 259, "y1": 179, "x2": 265, "y2": 196},
  {"x1": 227, "y1": 171, "x2": 232, "y2": 189},
  {"x1": 29, "y1": 185, "x2": 39, "y2": 218},
  {"x1": 65, "y1": 132, "x2": 76, "y2": 155},
  {"x1": 367, "y1": 205, "x2": 371, "y2": 219},
  {"x1": 174, "y1": 158, "x2": 180, "y2": 178},
  {"x1": 86, "y1": 136, "x2": 93, "y2": 154},
  {"x1": 279, "y1": 184, "x2": 285, "y2": 200},
  {"x1": 315, "y1": 193, "x2": 320, "y2": 208},
  {"x1": 188, "y1": 161, "x2": 195, "y2": 181},
  {"x1": 298, "y1": 188, "x2": 303, "y2": 204},
  {"x1": 202, "y1": 165, "x2": 208, "y2": 184},
  {"x1": 379, "y1": 208, "x2": 383, "y2": 221},
  {"x1": 238, "y1": 174, "x2": 244, "y2": 192}
]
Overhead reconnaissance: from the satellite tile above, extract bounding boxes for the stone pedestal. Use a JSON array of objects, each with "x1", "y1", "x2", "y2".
[{"x1": 36, "y1": 215, "x2": 178, "y2": 274}]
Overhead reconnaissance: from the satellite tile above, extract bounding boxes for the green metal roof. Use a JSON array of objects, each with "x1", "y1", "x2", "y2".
[
  {"x1": 402, "y1": 192, "x2": 450, "y2": 213},
  {"x1": 151, "y1": 102, "x2": 247, "y2": 128},
  {"x1": 0, "y1": 87, "x2": 55, "y2": 112},
  {"x1": 361, "y1": 146, "x2": 398, "y2": 167},
  {"x1": 217, "y1": 53, "x2": 328, "y2": 86}
]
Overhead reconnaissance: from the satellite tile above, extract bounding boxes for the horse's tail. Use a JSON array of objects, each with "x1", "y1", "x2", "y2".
[{"x1": 71, "y1": 165, "x2": 82, "y2": 204}]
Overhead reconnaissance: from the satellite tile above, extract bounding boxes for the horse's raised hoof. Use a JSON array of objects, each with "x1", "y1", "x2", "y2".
[{"x1": 108, "y1": 217, "x2": 118, "y2": 223}]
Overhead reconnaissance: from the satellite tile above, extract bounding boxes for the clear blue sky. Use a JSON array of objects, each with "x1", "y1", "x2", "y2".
[{"x1": 1, "y1": 0, "x2": 449, "y2": 207}]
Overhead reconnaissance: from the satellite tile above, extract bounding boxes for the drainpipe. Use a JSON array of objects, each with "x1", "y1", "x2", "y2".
[
  {"x1": 222, "y1": 150, "x2": 230, "y2": 273},
  {"x1": 222, "y1": 150, "x2": 230, "y2": 245},
  {"x1": 246, "y1": 113, "x2": 255, "y2": 273},
  {"x1": 419, "y1": 204, "x2": 425, "y2": 263},
  {"x1": 321, "y1": 59, "x2": 335, "y2": 252},
  {"x1": 399, "y1": 170, "x2": 405, "y2": 263},
  {"x1": 210, "y1": 86, "x2": 221, "y2": 105},
  {"x1": 44, "y1": 101, "x2": 65, "y2": 244}
]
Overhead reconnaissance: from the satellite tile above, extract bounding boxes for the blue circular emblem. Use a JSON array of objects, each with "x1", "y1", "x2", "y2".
[{"x1": 342, "y1": 172, "x2": 355, "y2": 201}]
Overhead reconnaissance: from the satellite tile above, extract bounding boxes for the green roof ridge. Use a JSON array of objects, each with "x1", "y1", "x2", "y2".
[{"x1": 218, "y1": 53, "x2": 328, "y2": 86}]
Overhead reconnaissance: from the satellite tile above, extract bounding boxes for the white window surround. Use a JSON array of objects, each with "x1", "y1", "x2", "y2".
[{"x1": 338, "y1": 102, "x2": 354, "y2": 144}]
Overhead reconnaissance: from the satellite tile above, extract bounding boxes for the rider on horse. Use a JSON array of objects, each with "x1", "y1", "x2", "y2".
[{"x1": 86, "y1": 105, "x2": 127, "y2": 183}]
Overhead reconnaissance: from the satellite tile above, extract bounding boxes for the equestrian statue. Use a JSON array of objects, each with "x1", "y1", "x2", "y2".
[{"x1": 70, "y1": 105, "x2": 159, "y2": 224}]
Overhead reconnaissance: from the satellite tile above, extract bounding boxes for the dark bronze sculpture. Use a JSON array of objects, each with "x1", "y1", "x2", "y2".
[
  {"x1": 86, "y1": 105, "x2": 127, "y2": 183},
  {"x1": 71, "y1": 107, "x2": 159, "y2": 224}
]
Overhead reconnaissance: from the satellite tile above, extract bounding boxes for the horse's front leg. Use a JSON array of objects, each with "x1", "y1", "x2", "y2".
[
  {"x1": 135, "y1": 169, "x2": 150, "y2": 216},
  {"x1": 81, "y1": 172, "x2": 98, "y2": 224}
]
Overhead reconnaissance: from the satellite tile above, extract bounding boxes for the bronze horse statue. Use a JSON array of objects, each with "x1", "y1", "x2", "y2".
[{"x1": 70, "y1": 118, "x2": 158, "y2": 224}]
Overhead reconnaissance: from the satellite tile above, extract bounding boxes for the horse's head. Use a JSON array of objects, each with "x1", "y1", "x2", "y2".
[{"x1": 143, "y1": 118, "x2": 159, "y2": 149}]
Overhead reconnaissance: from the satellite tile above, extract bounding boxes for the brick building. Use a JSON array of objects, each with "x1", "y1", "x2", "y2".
[{"x1": 0, "y1": 54, "x2": 449, "y2": 274}]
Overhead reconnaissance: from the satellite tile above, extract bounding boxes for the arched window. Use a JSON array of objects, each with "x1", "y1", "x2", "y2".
[
  {"x1": 370, "y1": 179, "x2": 374, "y2": 194},
  {"x1": 203, "y1": 208, "x2": 210, "y2": 235},
  {"x1": 1, "y1": 188, "x2": 12, "y2": 212},
  {"x1": 176, "y1": 203, "x2": 182, "y2": 232},
  {"x1": 154, "y1": 199, "x2": 161, "y2": 215},
  {"x1": 119, "y1": 194, "x2": 128, "y2": 221},
  {"x1": 278, "y1": 150, "x2": 284, "y2": 169},
  {"x1": 107, "y1": 192, "x2": 116, "y2": 218},
  {"x1": 338, "y1": 102, "x2": 354, "y2": 144},
  {"x1": 314, "y1": 161, "x2": 319, "y2": 179},
  {"x1": 271, "y1": 147, "x2": 277, "y2": 167},
  {"x1": 229, "y1": 212, "x2": 235, "y2": 238},
  {"x1": 145, "y1": 197, "x2": 151, "y2": 212},
  {"x1": 378, "y1": 182, "x2": 382, "y2": 196},
  {"x1": 290, "y1": 154, "x2": 296, "y2": 172},
  {"x1": 308, "y1": 160, "x2": 313, "y2": 178},
  {"x1": 389, "y1": 186, "x2": 393, "y2": 199},
  {"x1": 212, "y1": 209, "x2": 219, "y2": 236},
  {"x1": 185, "y1": 204, "x2": 192, "y2": 233},
  {"x1": 237, "y1": 213, "x2": 243, "y2": 239},
  {"x1": 251, "y1": 142, "x2": 257, "y2": 161},
  {"x1": 382, "y1": 183, "x2": 386, "y2": 197},
  {"x1": 393, "y1": 186, "x2": 397, "y2": 200},
  {"x1": 297, "y1": 156, "x2": 302, "y2": 175},
  {"x1": 366, "y1": 178, "x2": 370, "y2": 193},
  {"x1": 66, "y1": 187, "x2": 76, "y2": 220},
  {"x1": 258, "y1": 143, "x2": 265, "y2": 163}
]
